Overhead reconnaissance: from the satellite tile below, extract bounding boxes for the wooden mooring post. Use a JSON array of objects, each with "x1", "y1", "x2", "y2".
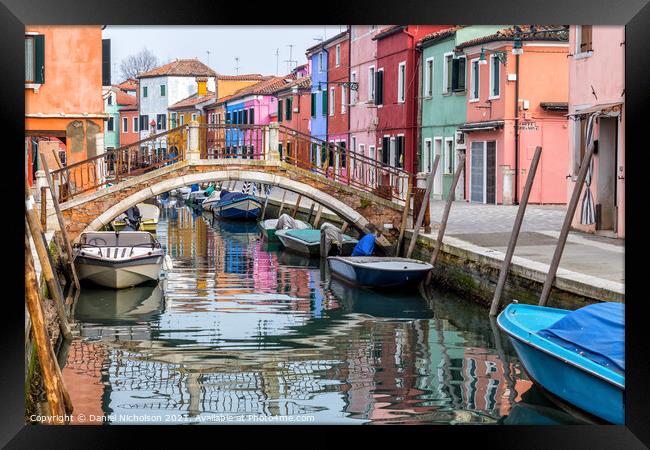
[
  {"x1": 539, "y1": 129, "x2": 598, "y2": 307},
  {"x1": 313, "y1": 204, "x2": 323, "y2": 228},
  {"x1": 39, "y1": 154, "x2": 80, "y2": 291},
  {"x1": 25, "y1": 181, "x2": 72, "y2": 340},
  {"x1": 406, "y1": 155, "x2": 440, "y2": 259},
  {"x1": 291, "y1": 195, "x2": 302, "y2": 218},
  {"x1": 306, "y1": 202, "x2": 316, "y2": 223},
  {"x1": 261, "y1": 186, "x2": 271, "y2": 220},
  {"x1": 395, "y1": 175, "x2": 415, "y2": 257},
  {"x1": 425, "y1": 156, "x2": 465, "y2": 284},
  {"x1": 25, "y1": 233, "x2": 73, "y2": 421},
  {"x1": 278, "y1": 190, "x2": 287, "y2": 217},
  {"x1": 40, "y1": 186, "x2": 47, "y2": 228},
  {"x1": 489, "y1": 146, "x2": 542, "y2": 316}
]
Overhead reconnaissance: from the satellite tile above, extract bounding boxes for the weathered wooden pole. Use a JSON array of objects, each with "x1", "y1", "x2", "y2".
[
  {"x1": 539, "y1": 135, "x2": 597, "y2": 307},
  {"x1": 39, "y1": 155, "x2": 80, "y2": 291},
  {"x1": 306, "y1": 202, "x2": 316, "y2": 224},
  {"x1": 291, "y1": 195, "x2": 303, "y2": 218},
  {"x1": 25, "y1": 233, "x2": 72, "y2": 421},
  {"x1": 406, "y1": 155, "x2": 440, "y2": 259},
  {"x1": 425, "y1": 155, "x2": 466, "y2": 284},
  {"x1": 341, "y1": 222, "x2": 349, "y2": 233},
  {"x1": 40, "y1": 186, "x2": 48, "y2": 228},
  {"x1": 278, "y1": 190, "x2": 287, "y2": 218},
  {"x1": 313, "y1": 204, "x2": 323, "y2": 228},
  {"x1": 261, "y1": 187, "x2": 271, "y2": 220},
  {"x1": 489, "y1": 146, "x2": 542, "y2": 316},
  {"x1": 395, "y1": 174, "x2": 415, "y2": 257}
]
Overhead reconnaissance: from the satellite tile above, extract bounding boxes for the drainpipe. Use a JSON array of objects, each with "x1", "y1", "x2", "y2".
[
  {"x1": 513, "y1": 53, "x2": 520, "y2": 205},
  {"x1": 347, "y1": 27, "x2": 351, "y2": 155},
  {"x1": 415, "y1": 43, "x2": 423, "y2": 178}
]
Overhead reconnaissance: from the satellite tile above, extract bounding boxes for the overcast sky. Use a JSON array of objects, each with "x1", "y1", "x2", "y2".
[{"x1": 104, "y1": 26, "x2": 346, "y2": 82}]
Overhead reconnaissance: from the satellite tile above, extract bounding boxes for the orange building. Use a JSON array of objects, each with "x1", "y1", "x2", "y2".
[{"x1": 25, "y1": 25, "x2": 105, "y2": 184}]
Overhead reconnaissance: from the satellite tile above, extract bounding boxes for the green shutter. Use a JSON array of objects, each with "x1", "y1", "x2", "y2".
[
  {"x1": 34, "y1": 35, "x2": 45, "y2": 84},
  {"x1": 322, "y1": 90, "x2": 327, "y2": 116},
  {"x1": 311, "y1": 93, "x2": 316, "y2": 117},
  {"x1": 278, "y1": 101, "x2": 283, "y2": 123},
  {"x1": 286, "y1": 98, "x2": 292, "y2": 120}
]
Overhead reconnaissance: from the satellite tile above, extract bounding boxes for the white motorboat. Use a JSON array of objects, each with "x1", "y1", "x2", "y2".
[{"x1": 73, "y1": 231, "x2": 165, "y2": 289}]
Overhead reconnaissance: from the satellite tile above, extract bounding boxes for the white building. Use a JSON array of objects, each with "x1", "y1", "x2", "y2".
[{"x1": 137, "y1": 59, "x2": 216, "y2": 145}]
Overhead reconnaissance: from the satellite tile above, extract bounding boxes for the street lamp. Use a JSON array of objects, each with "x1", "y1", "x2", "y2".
[
  {"x1": 479, "y1": 47, "x2": 508, "y2": 65},
  {"x1": 512, "y1": 38, "x2": 523, "y2": 56}
]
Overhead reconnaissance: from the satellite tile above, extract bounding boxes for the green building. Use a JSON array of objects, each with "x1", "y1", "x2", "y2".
[
  {"x1": 103, "y1": 86, "x2": 121, "y2": 151},
  {"x1": 417, "y1": 26, "x2": 505, "y2": 200}
]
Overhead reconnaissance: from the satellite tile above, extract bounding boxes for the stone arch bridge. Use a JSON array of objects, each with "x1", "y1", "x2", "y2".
[{"x1": 48, "y1": 123, "x2": 413, "y2": 251}]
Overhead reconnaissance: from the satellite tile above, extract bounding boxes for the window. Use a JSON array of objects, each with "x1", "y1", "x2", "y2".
[
  {"x1": 122, "y1": 117, "x2": 128, "y2": 133},
  {"x1": 423, "y1": 139, "x2": 432, "y2": 172},
  {"x1": 335, "y1": 44, "x2": 341, "y2": 67},
  {"x1": 322, "y1": 89, "x2": 328, "y2": 116},
  {"x1": 243, "y1": 109, "x2": 248, "y2": 124},
  {"x1": 226, "y1": 112, "x2": 231, "y2": 124},
  {"x1": 25, "y1": 34, "x2": 44, "y2": 84},
  {"x1": 350, "y1": 72, "x2": 357, "y2": 104},
  {"x1": 490, "y1": 55, "x2": 500, "y2": 98},
  {"x1": 140, "y1": 114, "x2": 149, "y2": 130},
  {"x1": 443, "y1": 53, "x2": 454, "y2": 93},
  {"x1": 444, "y1": 138, "x2": 454, "y2": 174},
  {"x1": 160, "y1": 85, "x2": 166, "y2": 97},
  {"x1": 397, "y1": 62, "x2": 406, "y2": 103},
  {"x1": 107, "y1": 94, "x2": 112, "y2": 105},
  {"x1": 470, "y1": 59, "x2": 480, "y2": 101},
  {"x1": 143, "y1": 86, "x2": 148, "y2": 98},
  {"x1": 577, "y1": 25, "x2": 593, "y2": 54},
  {"x1": 341, "y1": 86, "x2": 346, "y2": 114},
  {"x1": 340, "y1": 141, "x2": 347, "y2": 168},
  {"x1": 156, "y1": 114, "x2": 166, "y2": 130},
  {"x1": 424, "y1": 57, "x2": 433, "y2": 97},
  {"x1": 368, "y1": 66, "x2": 375, "y2": 102},
  {"x1": 396, "y1": 135, "x2": 404, "y2": 168},
  {"x1": 329, "y1": 87, "x2": 335, "y2": 116},
  {"x1": 319, "y1": 52, "x2": 325, "y2": 72},
  {"x1": 278, "y1": 101, "x2": 283, "y2": 122},
  {"x1": 452, "y1": 56, "x2": 466, "y2": 92},
  {"x1": 170, "y1": 112, "x2": 177, "y2": 128},
  {"x1": 191, "y1": 113, "x2": 197, "y2": 122},
  {"x1": 133, "y1": 116, "x2": 139, "y2": 132},
  {"x1": 381, "y1": 136, "x2": 390, "y2": 164},
  {"x1": 249, "y1": 108, "x2": 254, "y2": 124},
  {"x1": 286, "y1": 98, "x2": 292, "y2": 120},
  {"x1": 179, "y1": 115, "x2": 184, "y2": 125},
  {"x1": 238, "y1": 110, "x2": 243, "y2": 124},
  {"x1": 311, "y1": 92, "x2": 316, "y2": 117},
  {"x1": 375, "y1": 69, "x2": 384, "y2": 106}
]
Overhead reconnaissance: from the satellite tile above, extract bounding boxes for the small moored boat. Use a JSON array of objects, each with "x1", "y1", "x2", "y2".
[
  {"x1": 275, "y1": 229, "x2": 358, "y2": 258},
  {"x1": 259, "y1": 216, "x2": 312, "y2": 242},
  {"x1": 73, "y1": 231, "x2": 165, "y2": 289},
  {"x1": 327, "y1": 256, "x2": 433, "y2": 289},
  {"x1": 112, "y1": 203, "x2": 160, "y2": 232},
  {"x1": 212, "y1": 189, "x2": 262, "y2": 220},
  {"x1": 497, "y1": 302, "x2": 624, "y2": 424}
]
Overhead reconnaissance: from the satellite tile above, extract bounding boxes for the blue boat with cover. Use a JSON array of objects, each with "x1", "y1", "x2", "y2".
[
  {"x1": 497, "y1": 302, "x2": 624, "y2": 424},
  {"x1": 212, "y1": 189, "x2": 262, "y2": 220}
]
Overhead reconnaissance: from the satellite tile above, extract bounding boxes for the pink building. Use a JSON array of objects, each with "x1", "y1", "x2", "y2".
[
  {"x1": 568, "y1": 26, "x2": 625, "y2": 238},
  {"x1": 456, "y1": 26, "x2": 570, "y2": 205},
  {"x1": 349, "y1": 26, "x2": 384, "y2": 168}
]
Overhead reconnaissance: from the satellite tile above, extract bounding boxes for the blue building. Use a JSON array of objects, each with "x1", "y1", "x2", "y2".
[{"x1": 306, "y1": 43, "x2": 328, "y2": 151}]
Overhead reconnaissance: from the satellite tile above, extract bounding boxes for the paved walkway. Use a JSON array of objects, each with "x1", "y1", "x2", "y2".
[{"x1": 423, "y1": 201, "x2": 624, "y2": 287}]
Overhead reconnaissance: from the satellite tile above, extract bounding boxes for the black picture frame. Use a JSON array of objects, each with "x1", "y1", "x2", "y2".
[{"x1": 1, "y1": 0, "x2": 648, "y2": 447}]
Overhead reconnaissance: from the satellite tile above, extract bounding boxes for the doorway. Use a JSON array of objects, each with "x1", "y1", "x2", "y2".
[{"x1": 596, "y1": 117, "x2": 618, "y2": 233}]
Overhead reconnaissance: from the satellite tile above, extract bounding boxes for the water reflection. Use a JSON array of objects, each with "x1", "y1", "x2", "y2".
[{"x1": 62, "y1": 202, "x2": 578, "y2": 425}]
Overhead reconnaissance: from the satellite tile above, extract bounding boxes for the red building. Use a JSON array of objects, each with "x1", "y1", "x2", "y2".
[
  {"x1": 373, "y1": 25, "x2": 452, "y2": 174},
  {"x1": 325, "y1": 30, "x2": 350, "y2": 153},
  {"x1": 275, "y1": 75, "x2": 312, "y2": 166},
  {"x1": 117, "y1": 89, "x2": 139, "y2": 146}
]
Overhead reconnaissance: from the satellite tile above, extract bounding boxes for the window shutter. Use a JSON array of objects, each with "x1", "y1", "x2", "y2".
[
  {"x1": 375, "y1": 71, "x2": 383, "y2": 105},
  {"x1": 451, "y1": 59, "x2": 460, "y2": 91},
  {"x1": 278, "y1": 101, "x2": 283, "y2": 122},
  {"x1": 457, "y1": 58, "x2": 466, "y2": 91},
  {"x1": 322, "y1": 90, "x2": 327, "y2": 116},
  {"x1": 581, "y1": 25, "x2": 593, "y2": 52},
  {"x1": 286, "y1": 98, "x2": 292, "y2": 120},
  {"x1": 381, "y1": 137, "x2": 389, "y2": 164},
  {"x1": 162, "y1": 114, "x2": 167, "y2": 129},
  {"x1": 243, "y1": 109, "x2": 248, "y2": 124},
  {"x1": 34, "y1": 35, "x2": 45, "y2": 84},
  {"x1": 250, "y1": 108, "x2": 254, "y2": 124},
  {"x1": 311, "y1": 93, "x2": 316, "y2": 117}
]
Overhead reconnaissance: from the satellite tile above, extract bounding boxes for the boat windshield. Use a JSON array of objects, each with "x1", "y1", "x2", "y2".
[{"x1": 79, "y1": 232, "x2": 155, "y2": 247}]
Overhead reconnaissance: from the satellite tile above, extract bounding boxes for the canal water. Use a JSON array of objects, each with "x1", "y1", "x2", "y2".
[{"x1": 62, "y1": 199, "x2": 584, "y2": 425}]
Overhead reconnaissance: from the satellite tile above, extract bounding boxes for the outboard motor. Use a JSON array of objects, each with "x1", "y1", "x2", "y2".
[
  {"x1": 124, "y1": 205, "x2": 142, "y2": 231},
  {"x1": 320, "y1": 222, "x2": 344, "y2": 257}
]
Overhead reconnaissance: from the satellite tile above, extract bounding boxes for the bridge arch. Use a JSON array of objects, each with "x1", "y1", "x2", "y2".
[{"x1": 81, "y1": 169, "x2": 393, "y2": 249}]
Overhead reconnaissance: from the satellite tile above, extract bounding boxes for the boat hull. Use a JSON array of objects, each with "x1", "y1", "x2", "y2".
[
  {"x1": 75, "y1": 255, "x2": 163, "y2": 289},
  {"x1": 327, "y1": 257, "x2": 432, "y2": 288},
  {"x1": 276, "y1": 232, "x2": 357, "y2": 258},
  {"x1": 259, "y1": 219, "x2": 312, "y2": 242},
  {"x1": 497, "y1": 306, "x2": 624, "y2": 424},
  {"x1": 213, "y1": 199, "x2": 262, "y2": 221}
]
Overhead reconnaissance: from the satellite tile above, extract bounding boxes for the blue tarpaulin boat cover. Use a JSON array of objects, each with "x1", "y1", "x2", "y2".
[
  {"x1": 351, "y1": 234, "x2": 375, "y2": 256},
  {"x1": 538, "y1": 302, "x2": 624, "y2": 372},
  {"x1": 219, "y1": 190, "x2": 249, "y2": 205},
  {"x1": 191, "y1": 183, "x2": 199, "y2": 192}
]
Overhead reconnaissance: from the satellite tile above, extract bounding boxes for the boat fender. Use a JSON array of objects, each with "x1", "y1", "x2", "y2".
[{"x1": 163, "y1": 255, "x2": 174, "y2": 271}]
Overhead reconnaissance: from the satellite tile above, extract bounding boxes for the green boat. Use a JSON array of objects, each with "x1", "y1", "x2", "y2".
[
  {"x1": 275, "y1": 229, "x2": 358, "y2": 258},
  {"x1": 259, "y1": 218, "x2": 312, "y2": 242}
]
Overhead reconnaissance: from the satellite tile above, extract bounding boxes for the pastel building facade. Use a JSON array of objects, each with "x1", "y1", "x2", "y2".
[
  {"x1": 325, "y1": 30, "x2": 350, "y2": 159},
  {"x1": 117, "y1": 87, "x2": 139, "y2": 147},
  {"x1": 103, "y1": 86, "x2": 121, "y2": 151},
  {"x1": 418, "y1": 26, "x2": 505, "y2": 201},
  {"x1": 306, "y1": 42, "x2": 329, "y2": 144},
  {"x1": 567, "y1": 25, "x2": 625, "y2": 238},
  {"x1": 25, "y1": 25, "x2": 105, "y2": 183},
  {"x1": 456, "y1": 26, "x2": 570, "y2": 205},
  {"x1": 349, "y1": 25, "x2": 383, "y2": 171}
]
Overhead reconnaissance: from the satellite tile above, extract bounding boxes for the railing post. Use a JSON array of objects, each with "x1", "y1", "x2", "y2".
[
  {"x1": 187, "y1": 121, "x2": 201, "y2": 161},
  {"x1": 268, "y1": 123, "x2": 280, "y2": 162}
]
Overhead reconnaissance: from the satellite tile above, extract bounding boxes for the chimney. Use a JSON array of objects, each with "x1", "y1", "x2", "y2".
[{"x1": 196, "y1": 77, "x2": 208, "y2": 96}]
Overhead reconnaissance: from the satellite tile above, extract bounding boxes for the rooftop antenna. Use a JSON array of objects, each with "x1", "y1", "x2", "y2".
[
  {"x1": 284, "y1": 44, "x2": 297, "y2": 73},
  {"x1": 275, "y1": 48, "x2": 279, "y2": 75},
  {"x1": 234, "y1": 57, "x2": 240, "y2": 75},
  {"x1": 206, "y1": 50, "x2": 211, "y2": 67}
]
